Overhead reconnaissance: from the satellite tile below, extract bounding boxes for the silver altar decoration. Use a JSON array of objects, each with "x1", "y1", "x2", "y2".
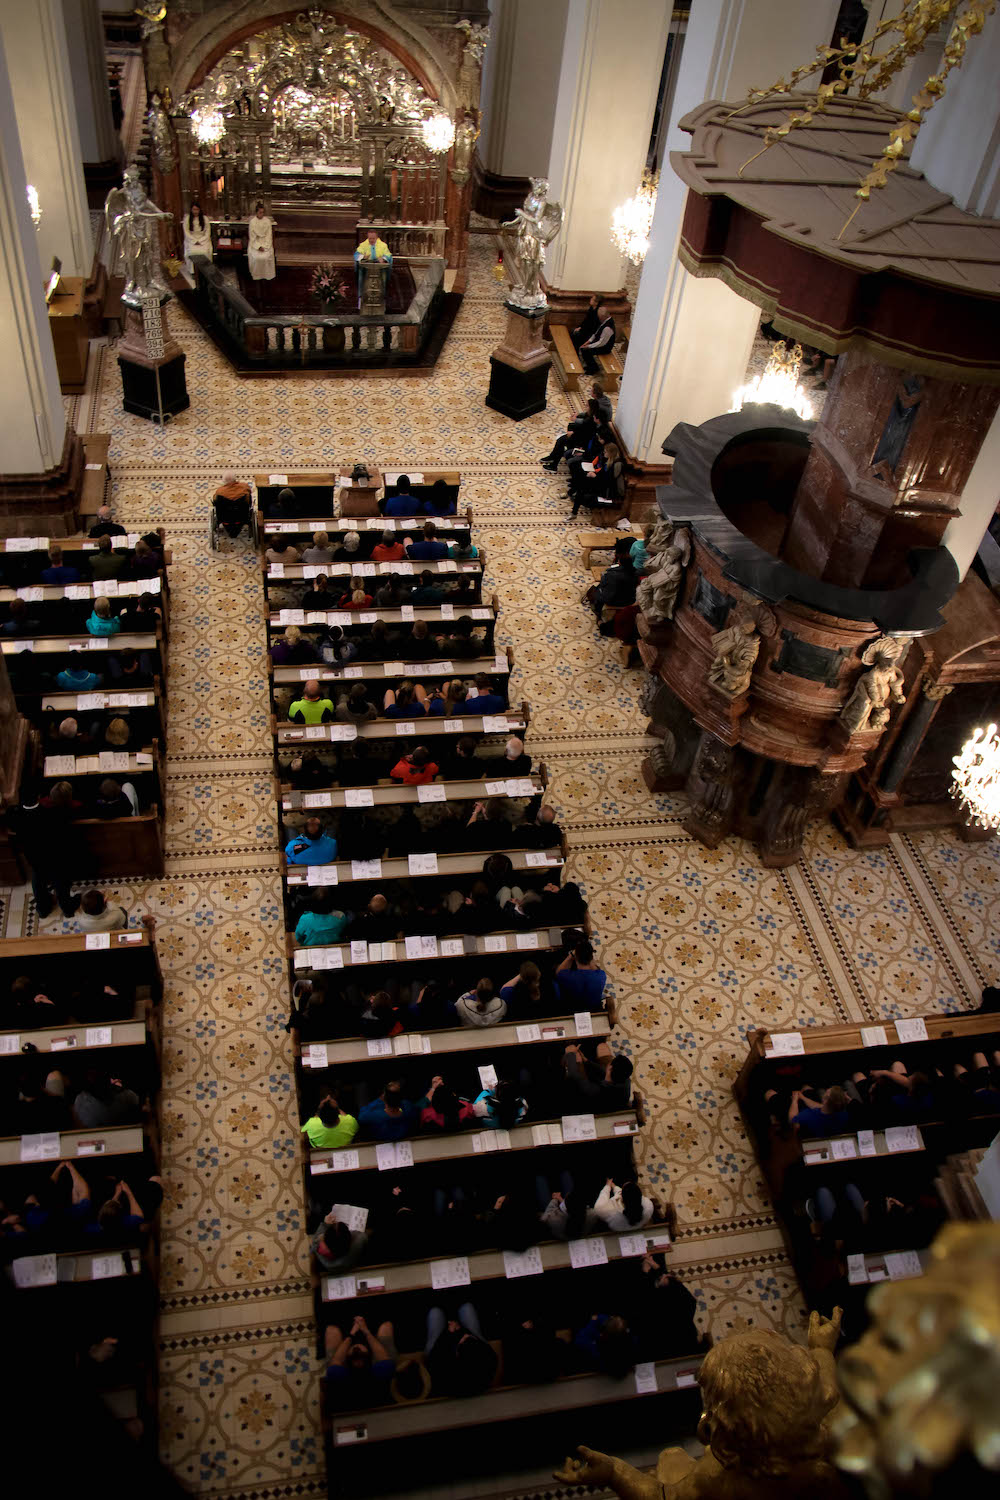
[
  {"x1": 501, "y1": 178, "x2": 563, "y2": 312},
  {"x1": 104, "y1": 165, "x2": 172, "y2": 307}
]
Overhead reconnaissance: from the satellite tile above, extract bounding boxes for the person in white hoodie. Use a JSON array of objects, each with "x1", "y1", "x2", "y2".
[
  {"x1": 455, "y1": 977, "x2": 507, "y2": 1028},
  {"x1": 590, "y1": 1176, "x2": 654, "y2": 1231}
]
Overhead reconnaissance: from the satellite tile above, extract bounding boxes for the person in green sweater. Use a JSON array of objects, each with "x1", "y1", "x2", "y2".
[
  {"x1": 89, "y1": 534, "x2": 128, "y2": 581},
  {"x1": 301, "y1": 1095, "x2": 359, "y2": 1149},
  {"x1": 288, "y1": 678, "x2": 335, "y2": 724},
  {"x1": 294, "y1": 887, "x2": 350, "y2": 946}
]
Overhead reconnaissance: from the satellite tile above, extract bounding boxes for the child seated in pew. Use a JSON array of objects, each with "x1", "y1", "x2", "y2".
[{"x1": 87, "y1": 597, "x2": 121, "y2": 636}]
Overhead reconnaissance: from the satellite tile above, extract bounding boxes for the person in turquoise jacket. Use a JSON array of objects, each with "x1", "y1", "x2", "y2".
[
  {"x1": 87, "y1": 597, "x2": 121, "y2": 635},
  {"x1": 294, "y1": 889, "x2": 350, "y2": 946}
]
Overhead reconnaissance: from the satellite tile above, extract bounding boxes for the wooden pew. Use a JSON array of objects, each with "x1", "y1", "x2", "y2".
[
  {"x1": 290, "y1": 922, "x2": 578, "y2": 974},
  {"x1": 264, "y1": 558, "x2": 483, "y2": 589},
  {"x1": 284, "y1": 844, "x2": 560, "y2": 892},
  {"x1": 254, "y1": 471, "x2": 338, "y2": 519},
  {"x1": 549, "y1": 325, "x2": 583, "y2": 392},
  {"x1": 262, "y1": 508, "x2": 474, "y2": 543},
  {"x1": 301, "y1": 1011, "x2": 608, "y2": 1069},
  {"x1": 270, "y1": 649, "x2": 511, "y2": 691},
  {"x1": 334, "y1": 470, "x2": 383, "y2": 518},
  {"x1": 579, "y1": 525, "x2": 644, "y2": 570},
  {"x1": 275, "y1": 704, "x2": 528, "y2": 747},
  {"x1": 308, "y1": 1107, "x2": 639, "y2": 1177},
  {"x1": 0, "y1": 1124, "x2": 145, "y2": 1167},
  {"x1": 597, "y1": 348, "x2": 625, "y2": 391},
  {"x1": 0, "y1": 579, "x2": 170, "y2": 639},
  {"x1": 38, "y1": 685, "x2": 165, "y2": 744},
  {"x1": 79, "y1": 434, "x2": 112, "y2": 520},
  {"x1": 268, "y1": 598, "x2": 497, "y2": 635},
  {"x1": 2, "y1": 628, "x2": 163, "y2": 680},
  {"x1": 280, "y1": 770, "x2": 546, "y2": 813}
]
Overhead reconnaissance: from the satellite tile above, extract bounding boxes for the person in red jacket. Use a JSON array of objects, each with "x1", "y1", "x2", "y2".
[{"x1": 390, "y1": 746, "x2": 440, "y2": 784}]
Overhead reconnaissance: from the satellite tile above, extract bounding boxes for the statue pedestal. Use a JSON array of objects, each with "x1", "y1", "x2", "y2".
[
  {"x1": 117, "y1": 297, "x2": 189, "y2": 424},
  {"x1": 485, "y1": 302, "x2": 551, "y2": 420}
]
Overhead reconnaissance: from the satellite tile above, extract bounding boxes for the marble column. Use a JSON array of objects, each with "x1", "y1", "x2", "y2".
[
  {"x1": 60, "y1": 0, "x2": 120, "y2": 173},
  {"x1": 476, "y1": 0, "x2": 569, "y2": 219},
  {"x1": 0, "y1": 0, "x2": 93, "y2": 279},
  {"x1": 542, "y1": 0, "x2": 671, "y2": 322},
  {"x1": 615, "y1": 0, "x2": 840, "y2": 492},
  {"x1": 0, "y1": 26, "x2": 80, "y2": 534}
]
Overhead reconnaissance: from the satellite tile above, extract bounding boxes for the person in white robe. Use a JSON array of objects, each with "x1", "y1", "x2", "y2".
[
  {"x1": 182, "y1": 202, "x2": 212, "y2": 279},
  {"x1": 247, "y1": 200, "x2": 276, "y2": 281}
]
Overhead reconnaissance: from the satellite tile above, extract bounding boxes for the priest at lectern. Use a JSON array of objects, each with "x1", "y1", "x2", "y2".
[{"x1": 354, "y1": 227, "x2": 392, "y2": 308}]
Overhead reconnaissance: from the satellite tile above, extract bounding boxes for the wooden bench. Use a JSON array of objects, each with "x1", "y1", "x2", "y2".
[
  {"x1": 264, "y1": 558, "x2": 484, "y2": 590},
  {"x1": 275, "y1": 704, "x2": 528, "y2": 747},
  {"x1": 254, "y1": 471, "x2": 338, "y2": 520},
  {"x1": 301, "y1": 1011, "x2": 608, "y2": 1069},
  {"x1": 290, "y1": 921, "x2": 579, "y2": 974},
  {"x1": 335, "y1": 470, "x2": 383, "y2": 518},
  {"x1": 281, "y1": 770, "x2": 546, "y2": 814},
  {"x1": 550, "y1": 325, "x2": 583, "y2": 392},
  {"x1": 0, "y1": 1123, "x2": 146, "y2": 1167},
  {"x1": 269, "y1": 598, "x2": 496, "y2": 633},
  {"x1": 579, "y1": 526, "x2": 643, "y2": 570},
  {"x1": 262, "y1": 507, "x2": 474, "y2": 544},
  {"x1": 284, "y1": 845, "x2": 558, "y2": 892},
  {"x1": 79, "y1": 433, "x2": 112, "y2": 520},
  {"x1": 597, "y1": 348, "x2": 625, "y2": 391},
  {"x1": 271, "y1": 649, "x2": 510, "y2": 690},
  {"x1": 308, "y1": 1107, "x2": 638, "y2": 1176}
]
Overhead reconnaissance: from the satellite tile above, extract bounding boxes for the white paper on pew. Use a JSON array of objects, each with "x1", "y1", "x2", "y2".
[
  {"x1": 17, "y1": 587, "x2": 43, "y2": 602},
  {"x1": 350, "y1": 941, "x2": 369, "y2": 964},
  {"x1": 861, "y1": 1026, "x2": 889, "y2": 1047},
  {"x1": 416, "y1": 784, "x2": 445, "y2": 804},
  {"x1": 831, "y1": 1137, "x2": 857, "y2": 1160},
  {"x1": 562, "y1": 1113, "x2": 596, "y2": 1143},
  {"x1": 895, "y1": 1018, "x2": 929, "y2": 1043},
  {"x1": 431, "y1": 1256, "x2": 471, "y2": 1290},
  {"x1": 618, "y1": 1234, "x2": 647, "y2": 1258},
  {"x1": 471, "y1": 608, "x2": 491, "y2": 620},
  {"x1": 329, "y1": 724, "x2": 357, "y2": 740},
  {"x1": 885, "y1": 1125, "x2": 920, "y2": 1153},
  {"x1": 439, "y1": 603, "x2": 454, "y2": 620},
  {"x1": 0, "y1": 1033, "x2": 20, "y2": 1054},
  {"x1": 91, "y1": 1253, "x2": 127, "y2": 1280},
  {"x1": 857, "y1": 1129, "x2": 877, "y2": 1156},
  {"x1": 394, "y1": 722, "x2": 416, "y2": 735},
  {"x1": 444, "y1": 718, "x2": 464, "y2": 732},
  {"x1": 515, "y1": 933, "x2": 540, "y2": 950},
  {"x1": 574, "y1": 1012, "x2": 593, "y2": 1037},
  {"x1": 517, "y1": 1025, "x2": 541, "y2": 1043},
  {"x1": 481, "y1": 716, "x2": 509, "y2": 732},
  {"x1": 395, "y1": 1142, "x2": 414, "y2": 1168},
  {"x1": 570, "y1": 1236, "x2": 609, "y2": 1270},
  {"x1": 478, "y1": 1064, "x2": 498, "y2": 1089},
  {"x1": 367, "y1": 1039, "x2": 392, "y2": 1058},
  {"x1": 484, "y1": 935, "x2": 507, "y2": 953},
  {"x1": 65, "y1": 585, "x2": 91, "y2": 600},
  {"x1": 305, "y1": 726, "x2": 325, "y2": 740},
  {"x1": 408, "y1": 852, "x2": 438, "y2": 874},
  {"x1": 268, "y1": 474, "x2": 288, "y2": 485},
  {"x1": 375, "y1": 1145, "x2": 397, "y2": 1172},
  {"x1": 85, "y1": 1028, "x2": 113, "y2": 1048},
  {"x1": 270, "y1": 564, "x2": 285, "y2": 577},
  {"x1": 472, "y1": 1131, "x2": 497, "y2": 1153},
  {"x1": 87, "y1": 638, "x2": 109, "y2": 651},
  {"x1": 764, "y1": 1032, "x2": 804, "y2": 1056},
  {"x1": 506, "y1": 779, "x2": 535, "y2": 796},
  {"x1": 44, "y1": 755, "x2": 76, "y2": 776},
  {"x1": 634, "y1": 1363, "x2": 658, "y2": 1395},
  {"x1": 393, "y1": 1034, "x2": 412, "y2": 1055},
  {"x1": 305, "y1": 1044, "x2": 329, "y2": 1068},
  {"x1": 885, "y1": 1251, "x2": 923, "y2": 1281},
  {"x1": 279, "y1": 609, "x2": 306, "y2": 625},
  {"x1": 330, "y1": 1150, "x2": 359, "y2": 1171},
  {"x1": 525, "y1": 851, "x2": 558, "y2": 868},
  {"x1": 365, "y1": 519, "x2": 383, "y2": 530},
  {"x1": 306, "y1": 864, "x2": 338, "y2": 885},
  {"x1": 400, "y1": 605, "x2": 414, "y2": 620},
  {"x1": 76, "y1": 693, "x2": 106, "y2": 710},
  {"x1": 49, "y1": 1036, "x2": 76, "y2": 1052},
  {"x1": 325, "y1": 1275, "x2": 357, "y2": 1301},
  {"x1": 383, "y1": 661, "x2": 404, "y2": 675},
  {"x1": 405, "y1": 935, "x2": 438, "y2": 960},
  {"x1": 85, "y1": 934, "x2": 111, "y2": 950},
  {"x1": 329, "y1": 1204, "x2": 369, "y2": 1232},
  {"x1": 503, "y1": 1247, "x2": 543, "y2": 1279},
  {"x1": 13, "y1": 1254, "x2": 58, "y2": 1287},
  {"x1": 21, "y1": 1132, "x2": 61, "y2": 1162},
  {"x1": 440, "y1": 938, "x2": 464, "y2": 957},
  {"x1": 338, "y1": 477, "x2": 353, "y2": 488},
  {"x1": 493, "y1": 1129, "x2": 511, "y2": 1150},
  {"x1": 345, "y1": 789, "x2": 374, "y2": 808},
  {"x1": 847, "y1": 1253, "x2": 869, "y2": 1285},
  {"x1": 303, "y1": 793, "x2": 329, "y2": 809},
  {"x1": 484, "y1": 782, "x2": 506, "y2": 796}
]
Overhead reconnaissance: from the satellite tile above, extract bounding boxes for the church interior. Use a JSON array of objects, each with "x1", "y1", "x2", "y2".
[{"x1": 0, "y1": 3, "x2": 999, "y2": 1499}]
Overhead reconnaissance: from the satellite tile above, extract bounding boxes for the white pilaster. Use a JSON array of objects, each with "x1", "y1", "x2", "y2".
[
  {"x1": 480, "y1": 0, "x2": 569, "y2": 181},
  {"x1": 545, "y1": 0, "x2": 670, "y2": 294},
  {"x1": 0, "y1": 0, "x2": 93, "y2": 278},
  {"x1": 61, "y1": 0, "x2": 120, "y2": 166},
  {"x1": 0, "y1": 28, "x2": 67, "y2": 473},
  {"x1": 942, "y1": 405, "x2": 1000, "y2": 581},
  {"x1": 616, "y1": 0, "x2": 840, "y2": 463}
]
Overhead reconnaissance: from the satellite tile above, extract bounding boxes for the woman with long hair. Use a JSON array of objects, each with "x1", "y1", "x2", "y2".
[{"x1": 182, "y1": 200, "x2": 211, "y2": 277}]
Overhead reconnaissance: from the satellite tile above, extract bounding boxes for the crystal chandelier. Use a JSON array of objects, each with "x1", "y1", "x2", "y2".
[
  {"x1": 951, "y1": 723, "x2": 1000, "y2": 831},
  {"x1": 25, "y1": 184, "x2": 41, "y2": 229},
  {"x1": 422, "y1": 112, "x2": 455, "y2": 154},
  {"x1": 731, "y1": 340, "x2": 814, "y2": 422},
  {"x1": 191, "y1": 104, "x2": 226, "y2": 146},
  {"x1": 610, "y1": 171, "x2": 657, "y2": 265}
]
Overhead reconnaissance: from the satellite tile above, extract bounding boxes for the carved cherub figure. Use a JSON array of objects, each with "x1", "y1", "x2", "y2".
[
  {"x1": 839, "y1": 636, "x2": 906, "y2": 734},
  {"x1": 556, "y1": 1310, "x2": 849, "y2": 1500},
  {"x1": 708, "y1": 611, "x2": 760, "y2": 697}
]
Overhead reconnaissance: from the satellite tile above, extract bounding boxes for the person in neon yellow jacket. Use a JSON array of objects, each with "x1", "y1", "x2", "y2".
[{"x1": 353, "y1": 228, "x2": 392, "y2": 306}]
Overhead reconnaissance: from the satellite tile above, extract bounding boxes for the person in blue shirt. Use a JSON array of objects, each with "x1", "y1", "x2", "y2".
[
  {"x1": 41, "y1": 546, "x2": 81, "y2": 585},
  {"x1": 2, "y1": 600, "x2": 41, "y2": 636},
  {"x1": 405, "y1": 522, "x2": 449, "y2": 561},
  {"x1": 788, "y1": 1085, "x2": 853, "y2": 1138},
  {"x1": 473, "y1": 1078, "x2": 528, "y2": 1130},
  {"x1": 554, "y1": 940, "x2": 607, "y2": 1011},
  {"x1": 294, "y1": 888, "x2": 350, "y2": 946},
  {"x1": 284, "y1": 816, "x2": 338, "y2": 865},
  {"x1": 382, "y1": 476, "x2": 427, "y2": 518},
  {"x1": 448, "y1": 530, "x2": 478, "y2": 560},
  {"x1": 87, "y1": 597, "x2": 121, "y2": 635},
  {"x1": 411, "y1": 571, "x2": 445, "y2": 604},
  {"x1": 56, "y1": 653, "x2": 102, "y2": 692},
  {"x1": 382, "y1": 682, "x2": 428, "y2": 718},
  {"x1": 358, "y1": 1079, "x2": 428, "y2": 1140},
  {"x1": 573, "y1": 1312, "x2": 638, "y2": 1377},
  {"x1": 463, "y1": 674, "x2": 506, "y2": 715}
]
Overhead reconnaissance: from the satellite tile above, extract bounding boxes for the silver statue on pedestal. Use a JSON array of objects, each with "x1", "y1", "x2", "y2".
[
  {"x1": 501, "y1": 177, "x2": 563, "y2": 311},
  {"x1": 104, "y1": 164, "x2": 172, "y2": 307}
]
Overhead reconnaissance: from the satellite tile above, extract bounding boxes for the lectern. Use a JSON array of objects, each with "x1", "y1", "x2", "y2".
[{"x1": 358, "y1": 259, "x2": 390, "y2": 317}]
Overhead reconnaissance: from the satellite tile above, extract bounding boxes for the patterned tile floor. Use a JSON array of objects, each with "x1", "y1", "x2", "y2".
[{"x1": 11, "y1": 227, "x2": 999, "y2": 1497}]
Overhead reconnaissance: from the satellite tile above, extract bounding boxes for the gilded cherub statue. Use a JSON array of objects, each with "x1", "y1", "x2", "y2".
[
  {"x1": 556, "y1": 1309, "x2": 850, "y2": 1500},
  {"x1": 839, "y1": 636, "x2": 906, "y2": 735},
  {"x1": 708, "y1": 609, "x2": 760, "y2": 698}
]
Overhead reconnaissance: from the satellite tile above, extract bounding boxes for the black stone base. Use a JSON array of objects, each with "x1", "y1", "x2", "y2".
[
  {"x1": 118, "y1": 351, "x2": 190, "y2": 423},
  {"x1": 485, "y1": 356, "x2": 551, "y2": 421}
]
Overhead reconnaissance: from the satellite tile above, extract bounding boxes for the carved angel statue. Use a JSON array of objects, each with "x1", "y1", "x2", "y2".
[
  {"x1": 501, "y1": 178, "x2": 563, "y2": 311},
  {"x1": 104, "y1": 164, "x2": 172, "y2": 305},
  {"x1": 556, "y1": 1310, "x2": 849, "y2": 1500},
  {"x1": 637, "y1": 522, "x2": 691, "y2": 624},
  {"x1": 839, "y1": 635, "x2": 906, "y2": 735},
  {"x1": 708, "y1": 609, "x2": 761, "y2": 698}
]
